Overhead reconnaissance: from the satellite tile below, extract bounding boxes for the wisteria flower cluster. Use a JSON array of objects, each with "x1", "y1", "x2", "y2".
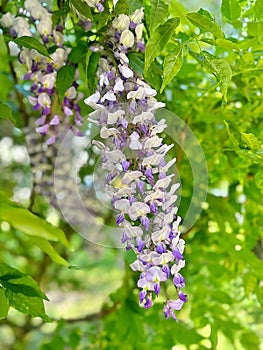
[
  {"x1": 84, "y1": 9, "x2": 187, "y2": 320},
  {"x1": 0, "y1": 0, "x2": 83, "y2": 145}
]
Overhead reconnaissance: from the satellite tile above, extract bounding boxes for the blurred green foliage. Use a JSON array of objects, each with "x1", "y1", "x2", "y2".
[{"x1": 0, "y1": 0, "x2": 263, "y2": 349}]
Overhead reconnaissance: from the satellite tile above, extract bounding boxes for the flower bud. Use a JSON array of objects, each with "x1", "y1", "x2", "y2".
[
  {"x1": 120, "y1": 30, "x2": 134, "y2": 48},
  {"x1": 51, "y1": 48, "x2": 67, "y2": 70},
  {"x1": 8, "y1": 41, "x2": 20, "y2": 57},
  {"x1": 0, "y1": 13, "x2": 15, "y2": 28},
  {"x1": 40, "y1": 73, "x2": 56, "y2": 89},
  {"x1": 37, "y1": 18, "x2": 52, "y2": 36},
  {"x1": 135, "y1": 23, "x2": 144, "y2": 41},
  {"x1": 38, "y1": 93, "x2": 51, "y2": 107},
  {"x1": 112, "y1": 14, "x2": 130, "y2": 31},
  {"x1": 130, "y1": 9, "x2": 144, "y2": 24}
]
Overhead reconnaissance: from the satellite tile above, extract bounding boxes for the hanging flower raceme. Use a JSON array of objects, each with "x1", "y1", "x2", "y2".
[
  {"x1": 0, "y1": 0, "x2": 83, "y2": 145},
  {"x1": 84, "y1": 9, "x2": 187, "y2": 320}
]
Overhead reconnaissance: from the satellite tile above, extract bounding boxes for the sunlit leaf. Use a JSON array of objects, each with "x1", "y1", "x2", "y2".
[
  {"x1": 150, "y1": 0, "x2": 169, "y2": 33},
  {"x1": 254, "y1": 0, "x2": 263, "y2": 20},
  {"x1": 0, "y1": 287, "x2": 9, "y2": 320},
  {"x1": 210, "y1": 323, "x2": 218, "y2": 349},
  {"x1": 256, "y1": 286, "x2": 263, "y2": 307},
  {"x1": 186, "y1": 12, "x2": 224, "y2": 38},
  {"x1": 240, "y1": 330, "x2": 260, "y2": 350},
  {"x1": 202, "y1": 51, "x2": 232, "y2": 102},
  {"x1": 69, "y1": 0, "x2": 92, "y2": 19},
  {"x1": 241, "y1": 133, "x2": 262, "y2": 150},
  {"x1": 161, "y1": 44, "x2": 183, "y2": 92},
  {"x1": 243, "y1": 273, "x2": 257, "y2": 296},
  {"x1": 215, "y1": 38, "x2": 240, "y2": 50},
  {"x1": 0, "y1": 193, "x2": 70, "y2": 248},
  {"x1": 221, "y1": 0, "x2": 241, "y2": 21},
  {"x1": 127, "y1": 0, "x2": 143, "y2": 13},
  {"x1": 145, "y1": 17, "x2": 180, "y2": 73},
  {"x1": 27, "y1": 236, "x2": 70, "y2": 266},
  {"x1": 247, "y1": 21, "x2": 263, "y2": 42}
]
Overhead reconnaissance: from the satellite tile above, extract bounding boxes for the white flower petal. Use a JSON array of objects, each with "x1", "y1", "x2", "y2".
[
  {"x1": 122, "y1": 171, "x2": 142, "y2": 185},
  {"x1": 144, "y1": 135, "x2": 162, "y2": 149},
  {"x1": 105, "y1": 150, "x2": 124, "y2": 163},
  {"x1": 114, "y1": 199, "x2": 130, "y2": 212},
  {"x1": 152, "y1": 226, "x2": 170, "y2": 243},
  {"x1": 128, "y1": 202, "x2": 150, "y2": 220},
  {"x1": 129, "y1": 132, "x2": 142, "y2": 150}
]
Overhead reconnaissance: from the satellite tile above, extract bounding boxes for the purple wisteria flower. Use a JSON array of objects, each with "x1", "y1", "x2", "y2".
[
  {"x1": 84, "y1": 9, "x2": 187, "y2": 319},
  {"x1": 1, "y1": 0, "x2": 83, "y2": 145}
]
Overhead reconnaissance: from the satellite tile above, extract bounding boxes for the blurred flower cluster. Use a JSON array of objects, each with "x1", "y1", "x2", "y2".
[
  {"x1": 84, "y1": 9, "x2": 187, "y2": 320},
  {"x1": 0, "y1": 0, "x2": 83, "y2": 145}
]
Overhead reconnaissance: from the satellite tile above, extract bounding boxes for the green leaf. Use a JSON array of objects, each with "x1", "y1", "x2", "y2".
[
  {"x1": 224, "y1": 121, "x2": 239, "y2": 149},
  {"x1": 150, "y1": 0, "x2": 169, "y2": 33},
  {"x1": 255, "y1": 171, "x2": 263, "y2": 190},
  {"x1": 56, "y1": 65, "x2": 76, "y2": 98},
  {"x1": 5, "y1": 288, "x2": 52, "y2": 322},
  {"x1": 240, "y1": 330, "x2": 260, "y2": 350},
  {"x1": 215, "y1": 38, "x2": 240, "y2": 50},
  {"x1": 68, "y1": 44, "x2": 87, "y2": 64},
  {"x1": 13, "y1": 36, "x2": 50, "y2": 58},
  {"x1": 241, "y1": 133, "x2": 262, "y2": 150},
  {"x1": 210, "y1": 323, "x2": 218, "y2": 349},
  {"x1": 0, "y1": 103, "x2": 15, "y2": 123},
  {"x1": 256, "y1": 286, "x2": 263, "y2": 307},
  {"x1": 161, "y1": 44, "x2": 183, "y2": 92},
  {"x1": 202, "y1": 51, "x2": 232, "y2": 102},
  {"x1": 0, "y1": 264, "x2": 48, "y2": 300},
  {"x1": 0, "y1": 264, "x2": 51, "y2": 322},
  {"x1": 243, "y1": 273, "x2": 257, "y2": 295},
  {"x1": 114, "y1": 0, "x2": 129, "y2": 15},
  {"x1": 247, "y1": 21, "x2": 263, "y2": 43},
  {"x1": 145, "y1": 61, "x2": 162, "y2": 91},
  {"x1": 145, "y1": 17, "x2": 180, "y2": 73},
  {"x1": 0, "y1": 193, "x2": 70, "y2": 248},
  {"x1": 0, "y1": 287, "x2": 9, "y2": 320},
  {"x1": 186, "y1": 12, "x2": 225, "y2": 38},
  {"x1": 221, "y1": 0, "x2": 241, "y2": 21},
  {"x1": 125, "y1": 249, "x2": 137, "y2": 264},
  {"x1": 210, "y1": 291, "x2": 233, "y2": 304},
  {"x1": 254, "y1": 0, "x2": 263, "y2": 20},
  {"x1": 27, "y1": 236, "x2": 69, "y2": 266},
  {"x1": 128, "y1": 52, "x2": 144, "y2": 76},
  {"x1": 87, "y1": 52, "x2": 100, "y2": 94},
  {"x1": 69, "y1": 0, "x2": 92, "y2": 19},
  {"x1": 198, "y1": 8, "x2": 214, "y2": 20},
  {"x1": 127, "y1": 0, "x2": 143, "y2": 14}
]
